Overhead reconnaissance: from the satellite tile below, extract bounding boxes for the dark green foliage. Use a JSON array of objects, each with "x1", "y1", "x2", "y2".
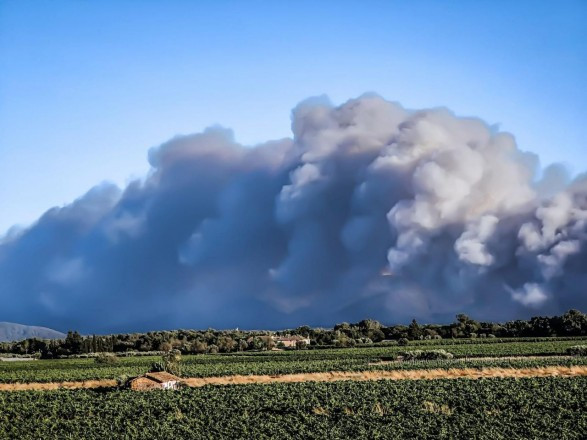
[
  {"x1": 400, "y1": 349, "x2": 454, "y2": 360},
  {"x1": 150, "y1": 350, "x2": 182, "y2": 375},
  {"x1": 408, "y1": 319, "x2": 422, "y2": 339},
  {"x1": 398, "y1": 338, "x2": 409, "y2": 346},
  {"x1": 161, "y1": 349, "x2": 182, "y2": 376},
  {"x1": 567, "y1": 345, "x2": 587, "y2": 356},
  {"x1": 0, "y1": 377, "x2": 585, "y2": 439},
  {"x1": 149, "y1": 361, "x2": 165, "y2": 372},
  {"x1": 63, "y1": 331, "x2": 83, "y2": 355}
]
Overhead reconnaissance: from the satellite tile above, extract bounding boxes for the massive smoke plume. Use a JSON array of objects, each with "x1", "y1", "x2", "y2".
[{"x1": 1, "y1": 95, "x2": 585, "y2": 332}]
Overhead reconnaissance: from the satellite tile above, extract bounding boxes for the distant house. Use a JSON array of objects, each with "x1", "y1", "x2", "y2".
[
  {"x1": 272, "y1": 335, "x2": 311, "y2": 348},
  {"x1": 128, "y1": 371, "x2": 183, "y2": 391}
]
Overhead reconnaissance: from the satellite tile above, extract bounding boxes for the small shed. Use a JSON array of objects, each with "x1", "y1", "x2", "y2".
[{"x1": 129, "y1": 371, "x2": 183, "y2": 391}]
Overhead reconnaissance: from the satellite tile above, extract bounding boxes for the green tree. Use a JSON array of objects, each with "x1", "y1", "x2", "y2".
[
  {"x1": 295, "y1": 340, "x2": 307, "y2": 350},
  {"x1": 159, "y1": 341, "x2": 173, "y2": 352},
  {"x1": 408, "y1": 319, "x2": 422, "y2": 340},
  {"x1": 64, "y1": 331, "x2": 83, "y2": 354},
  {"x1": 561, "y1": 309, "x2": 587, "y2": 335},
  {"x1": 151, "y1": 349, "x2": 182, "y2": 376},
  {"x1": 194, "y1": 340, "x2": 208, "y2": 354},
  {"x1": 217, "y1": 336, "x2": 236, "y2": 353}
]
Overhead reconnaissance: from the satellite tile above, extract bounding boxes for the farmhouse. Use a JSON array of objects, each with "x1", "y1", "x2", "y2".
[
  {"x1": 272, "y1": 335, "x2": 311, "y2": 348},
  {"x1": 128, "y1": 371, "x2": 182, "y2": 391}
]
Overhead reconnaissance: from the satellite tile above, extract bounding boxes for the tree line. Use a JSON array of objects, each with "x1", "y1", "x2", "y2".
[{"x1": 0, "y1": 309, "x2": 585, "y2": 358}]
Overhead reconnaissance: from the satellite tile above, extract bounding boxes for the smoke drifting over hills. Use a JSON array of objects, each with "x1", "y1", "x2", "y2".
[{"x1": 1, "y1": 95, "x2": 585, "y2": 332}]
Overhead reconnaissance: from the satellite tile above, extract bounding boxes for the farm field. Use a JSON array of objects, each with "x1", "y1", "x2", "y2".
[
  {"x1": 1, "y1": 364, "x2": 586, "y2": 391},
  {"x1": 1, "y1": 337, "x2": 585, "y2": 438},
  {"x1": 1, "y1": 338, "x2": 587, "y2": 383},
  {"x1": 1, "y1": 377, "x2": 585, "y2": 439}
]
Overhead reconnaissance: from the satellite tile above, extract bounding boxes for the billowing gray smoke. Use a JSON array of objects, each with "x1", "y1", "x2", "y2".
[{"x1": 1, "y1": 95, "x2": 585, "y2": 332}]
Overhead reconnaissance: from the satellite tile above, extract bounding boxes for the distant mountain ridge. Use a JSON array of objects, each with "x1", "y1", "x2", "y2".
[{"x1": 0, "y1": 322, "x2": 65, "y2": 342}]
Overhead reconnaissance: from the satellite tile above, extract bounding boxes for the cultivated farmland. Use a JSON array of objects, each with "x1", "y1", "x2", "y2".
[
  {"x1": 1, "y1": 377, "x2": 585, "y2": 439},
  {"x1": 1, "y1": 335, "x2": 586, "y2": 438},
  {"x1": 1, "y1": 338, "x2": 587, "y2": 383}
]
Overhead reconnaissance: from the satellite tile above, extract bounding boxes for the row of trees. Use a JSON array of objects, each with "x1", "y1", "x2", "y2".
[
  {"x1": 1, "y1": 309, "x2": 585, "y2": 358},
  {"x1": 289, "y1": 309, "x2": 587, "y2": 346},
  {"x1": 0, "y1": 329, "x2": 285, "y2": 358},
  {"x1": 359, "y1": 309, "x2": 584, "y2": 340}
]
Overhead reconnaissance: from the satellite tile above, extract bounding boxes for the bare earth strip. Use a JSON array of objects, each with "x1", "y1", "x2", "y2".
[
  {"x1": 183, "y1": 366, "x2": 587, "y2": 387},
  {"x1": 1, "y1": 366, "x2": 586, "y2": 391},
  {"x1": 0, "y1": 380, "x2": 118, "y2": 391}
]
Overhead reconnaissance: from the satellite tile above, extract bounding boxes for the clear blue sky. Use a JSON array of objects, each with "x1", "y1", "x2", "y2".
[{"x1": 1, "y1": 0, "x2": 586, "y2": 234}]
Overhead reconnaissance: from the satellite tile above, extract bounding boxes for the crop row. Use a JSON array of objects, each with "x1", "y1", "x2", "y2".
[
  {"x1": 1, "y1": 353, "x2": 586, "y2": 384},
  {"x1": 1, "y1": 339, "x2": 584, "y2": 383},
  {"x1": 210, "y1": 339, "x2": 586, "y2": 360},
  {"x1": 0, "y1": 376, "x2": 585, "y2": 439}
]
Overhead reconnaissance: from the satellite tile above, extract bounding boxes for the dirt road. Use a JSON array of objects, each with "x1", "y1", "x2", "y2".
[
  {"x1": 182, "y1": 365, "x2": 587, "y2": 387},
  {"x1": 0, "y1": 380, "x2": 118, "y2": 391}
]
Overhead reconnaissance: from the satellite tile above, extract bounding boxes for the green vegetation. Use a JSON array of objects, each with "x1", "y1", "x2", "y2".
[
  {"x1": 0, "y1": 336, "x2": 584, "y2": 438},
  {"x1": 1, "y1": 338, "x2": 587, "y2": 383},
  {"x1": 1, "y1": 310, "x2": 585, "y2": 358},
  {"x1": 150, "y1": 349, "x2": 182, "y2": 376},
  {"x1": 1, "y1": 377, "x2": 585, "y2": 439},
  {"x1": 567, "y1": 345, "x2": 587, "y2": 356},
  {"x1": 94, "y1": 353, "x2": 118, "y2": 365},
  {"x1": 400, "y1": 349, "x2": 454, "y2": 360}
]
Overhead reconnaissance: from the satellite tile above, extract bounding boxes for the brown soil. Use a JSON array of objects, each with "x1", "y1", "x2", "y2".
[
  {"x1": 1, "y1": 366, "x2": 585, "y2": 391},
  {"x1": 0, "y1": 379, "x2": 117, "y2": 391}
]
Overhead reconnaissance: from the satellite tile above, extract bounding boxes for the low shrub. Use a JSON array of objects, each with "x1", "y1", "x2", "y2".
[
  {"x1": 398, "y1": 338, "x2": 409, "y2": 346},
  {"x1": 116, "y1": 374, "x2": 131, "y2": 388},
  {"x1": 400, "y1": 349, "x2": 454, "y2": 361},
  {"x1": 566, "y1": 345, "x2": 587, "y2": 356},
  {"x1": 150, "y1": 361, "x2": 166, "y2": 372},
  {"x1": 94, "y1": 353, "x2": 119, "y2": 364}
]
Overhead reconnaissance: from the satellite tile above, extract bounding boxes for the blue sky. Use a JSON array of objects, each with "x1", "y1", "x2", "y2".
[{"x1": 1, "y1": 0, "x2": 586, "y2": 235}]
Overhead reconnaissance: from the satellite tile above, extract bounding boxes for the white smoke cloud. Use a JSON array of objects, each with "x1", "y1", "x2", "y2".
[
  {"x1": 510, "y1": 283, "x2": 549, "y2": 307},
  {"x1": 0, "y1": 95, "x2": 585, "y2": 332},
  {"x1": 455, "y1": 215, "x2": 499, "y2": 266}
]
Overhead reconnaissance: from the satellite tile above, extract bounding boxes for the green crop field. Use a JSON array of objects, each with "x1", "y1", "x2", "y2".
[
  {"x1": 0, "y1": 338, "x2": 586, "y2": 383},
  {"x1": 1, "y1": 337, "x2": 585, "y2": 439},
  {"x1": 1, "y1": 338, "x2": 586, "y2": 383},
  {"x1": 1, "y1": 377, "x2": 585, "y2": 439}
]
